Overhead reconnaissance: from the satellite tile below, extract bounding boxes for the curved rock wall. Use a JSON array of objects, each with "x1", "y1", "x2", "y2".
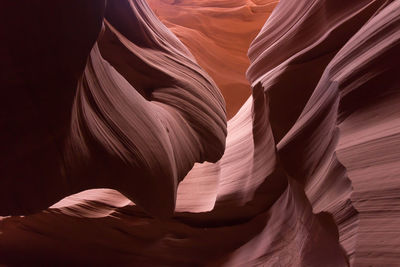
[
  {"x1": 1, "y1": 0, "x2": 399, "y2": 265},
  {"x1": 147, "y1": 0, "x2": 278, "y2": 118}
]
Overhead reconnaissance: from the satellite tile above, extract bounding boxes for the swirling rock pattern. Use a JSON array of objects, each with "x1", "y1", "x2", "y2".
[
  {"x1": 1, "y1": 0, "x2": 399, "y2": 266},
  {"x1": 0, "y1": 0, "x2": 226, "y2": 219},
  {"x1": 147, "y1": 0, "x2": 278, "y2": 118}
]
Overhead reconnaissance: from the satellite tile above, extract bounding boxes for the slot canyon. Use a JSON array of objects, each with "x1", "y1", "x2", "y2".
[{"x1": 1, "y1": 0, "x2": 400, "y2": 265}]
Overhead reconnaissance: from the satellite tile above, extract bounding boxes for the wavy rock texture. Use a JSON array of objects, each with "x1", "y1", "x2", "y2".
[
  {"x1": 1, "y1": 0, "x2": 400, "y2": 266},
  {"x1": 0, "y1": 0, "x2": 226, "y2": 219},
  {"x1": 147, "y1": 0, "x2": 278, "y2": 118}
]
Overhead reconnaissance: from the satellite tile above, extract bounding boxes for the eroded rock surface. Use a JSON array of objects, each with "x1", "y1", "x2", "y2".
[{"x1": 1, "y1": 0, "x2": 399, "y2": 265}]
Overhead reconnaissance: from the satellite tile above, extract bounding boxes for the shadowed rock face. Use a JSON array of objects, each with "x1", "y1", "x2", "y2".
[
  {"x1": 0, "y1": 0, "x2": 227, "y2": 219},
  {"x1": 1, "y1": 0, "x2": 400, "y2": 265}
]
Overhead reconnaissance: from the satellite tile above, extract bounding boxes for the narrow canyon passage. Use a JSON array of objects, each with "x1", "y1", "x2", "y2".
[
  {"x1": 1, "y1": 0, "x2": 400, "y2": 266},
  {"x1": 147, "y1": 0, "x2": 278, "y2": 118}
]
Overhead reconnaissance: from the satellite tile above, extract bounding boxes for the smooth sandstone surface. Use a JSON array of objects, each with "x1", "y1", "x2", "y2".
[
  {"x1": 0, "y1": 0, "x2": 399, "y2": 266},
  {"x1": 147, "y1": 0, "x2": 278, "y2": 118}
]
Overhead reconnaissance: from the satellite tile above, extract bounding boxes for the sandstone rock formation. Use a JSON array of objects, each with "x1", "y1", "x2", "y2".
[
  {"x1": 147, "y1": 0, "x2": 278, "y2": 118},
  {"x1": 1, "y1": 0, "x2": 399, "y2": 266}
]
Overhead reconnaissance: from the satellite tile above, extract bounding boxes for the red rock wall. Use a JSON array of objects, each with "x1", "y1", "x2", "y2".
[
  {"x1": 147, "y1": 0, "x2": 278, "y2": 118},
  {"x1": 1, "y1": 0, "x2": 400, "y2": 265}
]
